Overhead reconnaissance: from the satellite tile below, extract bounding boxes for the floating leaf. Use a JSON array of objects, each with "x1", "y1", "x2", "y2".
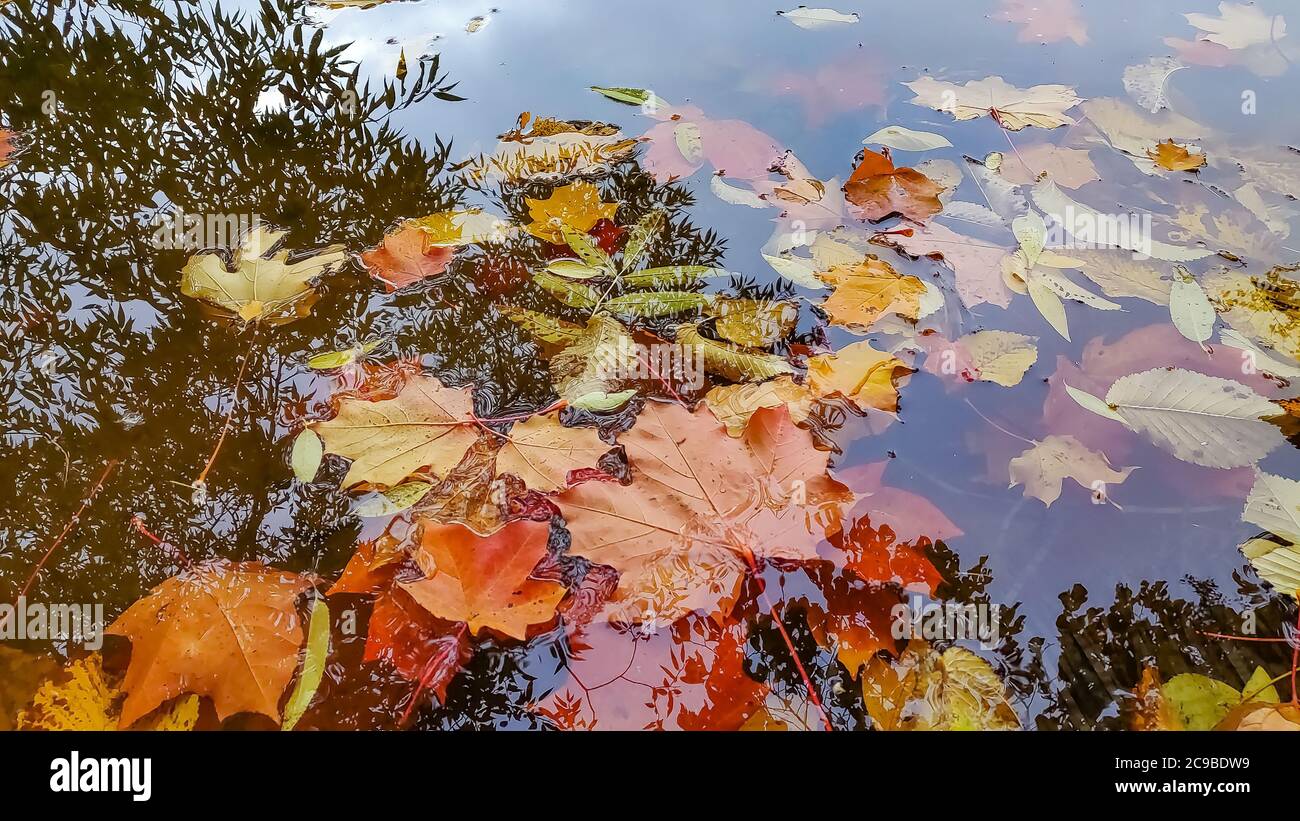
[
  {"x1": 496, "y1": 413, "x2": 609, "y2": 492},
  {"x1": 1169, "y1": 268, "x2": 1216, "y2": 345},
  {"x1": 180, "y1": 224, "x2": 345, "y2": 324},
  {"x1": 862, "y1": 126, "x2": 952, "y2": 152},
  {"x1": 281, "y1": 596, "x2": 330, "y2": 731},
  {"x1": 354, "y1": 481, "x2": 434, "y2": 517},
  {"x1": 1009, "y1": 435, "x2": 1136, "y2": 506},
  {"x1": 1104, "y1": 367, "x2": 1285, "y2": 468},
  {"x1": 590, "y1": 85, "x2": 662, "y2": 107},
  {"x1": 290, "y1": 429, "x2": 324, "y2": 484},
  {"x1": 533, "y1": 269, "x2": 601, "y2": 308},
  {"x1": 817, "y1": 256, "x2": 927, "y2": 332},
  {"x1": 1240, "y1": 538, "x2": 1300, "y2": 599},
  {"x1": 955, "y1": 330, "x2": 1038, "y2": 386},
  {"x1": 905, "y1": 75, "x2": 1080, "y2": 130},
  {"x1": 524, "y1": 181, "x2": 618, "y2": 243},
  {"x1": 1148, "y1": 139, "x2": 1206, "y2": 171},
  {"x1": 1123, "y1": 56, "x2": 1185, "y2": 113},
  {"x1": 677, "y1": 324, "x2": 796, "y2": 382},
  {"x1": 777, "y1": 7, "x2": 860, "y2": 29},
  {"x1": 843, "y1": 148, "x2": 943, "y2": 222},
  {"x1": 1243, "y1": 470, "x2": 1300, "y2": 544},
  {"x1": 400, "y1": 520, "x2": 565, "y2": 640},
  {"x1": 311, "y1": 374, "x2": 480, "y2": 489},
  {"x1": 605, "y1": 290, "x2": 714, "y2": 318},
  {"x1": 107, "y1": 560, "x2": 314, "y2": 727},
  {"x1": 711, "y1": 298, "x2": 798, "y2": 347},
  {"x1": 1031, "y1": 179, "x2": 1213, "y2": 262}
]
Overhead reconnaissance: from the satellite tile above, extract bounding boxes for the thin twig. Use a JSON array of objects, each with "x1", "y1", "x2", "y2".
[{"x1": 16, "y1": 458, "x2": 119, "y2": 602}]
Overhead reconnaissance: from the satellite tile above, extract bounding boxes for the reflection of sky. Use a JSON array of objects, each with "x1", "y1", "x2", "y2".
[{"x1": 211, "y1": 0, "x2": 1300, "y2": 638}]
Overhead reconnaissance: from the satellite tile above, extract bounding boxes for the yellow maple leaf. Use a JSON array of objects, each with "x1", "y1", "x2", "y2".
[
  {"x1": 524, "y1": 181, "x2": 618, "y2": 243},
  {"x1": 816, "y1": 256, "x2": 927, "y2": 332},
  {"x1": 1147, "y1": 139, "x2": 1206, "y2": 172}
]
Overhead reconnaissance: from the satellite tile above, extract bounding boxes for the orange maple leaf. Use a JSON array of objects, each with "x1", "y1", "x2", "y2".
[
  {"x1": 399, "y1": 519, "x2": 566, "y2": 640},
  {"x1": 107, "y1": 560, "x2": 314, "y2": 727},
  {"x1": 816, "y1": 255, "x2": 927, "y2": 333},
  {"x1": 361, "y1": 224, "x2": 457, "y2": 291},
  {"x1": 1147, "y1": 139, "x2": 1206, "y2": 172},
  {"x1": 843, "y1": 148, "x2": 943, "y2": 223},
  {"x1": 555, "y1": 402, "x2": 853, "y2": 625}
]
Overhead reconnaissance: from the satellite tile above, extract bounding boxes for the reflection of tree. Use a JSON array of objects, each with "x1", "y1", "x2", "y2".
[
  {"x1": 1025, "y1": 574, "x2": 1296, "y2": 730},
  {"x1": 0, "y1": 0, "x2": 729, "y2": 701}
]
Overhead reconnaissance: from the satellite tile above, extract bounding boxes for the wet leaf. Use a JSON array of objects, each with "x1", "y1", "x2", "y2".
[
  {"x1": 496, "y1": 413, "x2": 609, "y2": 492},
  {"x1": 905, "y1": 75, "x2": 1080, "y2": 130},
  {"x1": 843, "y1": 148, "x2": 944, "y2": 222},
  {"x1": 1010, "y1": 435, "x2": 1137, "y2": 506},
  {"x1": 524, "y1": 181, "x2": 619, "y2": 244},
  {"x1": 1123, "y1": 56, "x2": 1186, "y2": 113},
  {"x1": 676, "y1": 324, "x2": 796, "y2": 382},
  {"x1": 816, "y1": 256, "x2": 927, "y2": 332},
  {"x1": 1104, "y1": 367, "x2": 1286, "y2": 468},
  {"x1": 18, "y1": 655, "x2": 200, "y2": 731},
  {"x1": 290, "y1": 429, "x2": 324, "y2": 484},
  {"x1": 180, "y1": 224, "x2": 345, "y2": 324},
  {"x1": 1243, "y1": 470, "x2": 1300, "y2": 543},
  {"x1": 353, "y1": 481, "x2": 434, "y2": 517},
  {"x1": 605, "y1": 290, "x2": 714, "y2": 318},
  {"x1": 107, "y1": 560, "x2": 314, "y2": 727},
  {"x1": 1147, "y1": 139, "x2": 1206, "y2": 171},
  {"x1": 281, "y1": 596, "x2": 330, "y2": 731},
  {"x1": 554, "y1": 403, "x2": 851, "y2": 625},
  {"x1": 1204, "y1": 264, "x2": 1300, "y2": 361},
  {"x1": 711, "y1": 297, "x2": 798, "y2": 347},
  {"x1": 1031, "y1": 178, "x2": 1212, "y2": 262},
  {"x1": 776, "y1": 7, "x2": 859, "y2": 28},
  {"x1": 1169, "y1": 268, "x2": 1216, "y2": 345},
  {"x1": 400, "y1": 520, "x2": 565, "y2": 640},
  {"x1": 311, "y1": 374, "x2": 480, "y2": 489},
  {"x1": 589, "y1": 85, "x2": 662, "y2": 107},
  {"x1": 862, "y1": 126, "x2": 952, "y2": 152}
]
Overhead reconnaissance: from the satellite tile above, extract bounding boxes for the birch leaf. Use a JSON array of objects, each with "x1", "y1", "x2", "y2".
[
  {"x1": 1064, "y1": 383, "x2": 1126, "y2": 423},
  {"x1": 1240, "y1": 538, "x2": 1300, "y2": 599},
  {"x1": 957, "y1": 330, "x2": 1038, "y2": 386},
  {"x1": 290, "y1": 429, "x2": 324, "y2": 484}
]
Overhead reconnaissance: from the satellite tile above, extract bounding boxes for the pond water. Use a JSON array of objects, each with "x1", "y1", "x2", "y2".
[{"x1": 1, "y1": 0, "x2": 1298, "y2": 730}]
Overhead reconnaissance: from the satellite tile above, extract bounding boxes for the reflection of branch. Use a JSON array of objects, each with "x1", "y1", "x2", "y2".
[{"x1": 15, "y1": 458, "x2": 119, "y2": 602}]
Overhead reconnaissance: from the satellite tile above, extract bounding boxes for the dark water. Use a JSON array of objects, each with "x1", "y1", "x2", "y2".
[{"x1": 2, "y1": 0, "x2": 1298, "y2": 729}]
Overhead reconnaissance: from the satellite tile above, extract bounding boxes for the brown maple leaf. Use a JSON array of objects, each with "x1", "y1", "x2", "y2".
[
  {"x1": 399, "y1": 519, "x2": 566, "y2": 640},
  {"x1": 107, "y1": 560, "x2": 314, "y2": 727},
  {"x1": 361, "y1": 224, "x2": 457, "y2": 291},
  {"x1": 843, "y1": 148, "x2": 943, "y2": 222}
]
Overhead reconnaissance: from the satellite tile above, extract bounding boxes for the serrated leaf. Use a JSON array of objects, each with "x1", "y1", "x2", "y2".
[
  {"x1": 1170, "y1": 269, "x2": 1216, "y2": 345},
  {"x1": 1105, "y1": 367, "x2": 1286, "y2": 468},
  {"x1": 561, "y1": 224, "x2": 613, "y2": 269},
  {"x1": 711, "y1": 175, "x2": 768, "y2": 208},
  {"x1": 1240, "y1": 538, "x2": 1300, "y2": 599},
  {"x1": 711, "y1": 298, "x2": 798, "y2": 348},
  {"x1": 533, "y1": 269, "x2": 600, "y2": 308},
  {"x1": 545, "y1": 259, "x2": 605, "y2": 279},
  {"x1": 1064, "y1": 383, "x2": 1126, "y2": 423},
  {"x1": 622, "y1": 209, "x2": 665, "y2": 270},
  {"x1": 619, "y1": 265, "x2": 723, "y2": 289},
  {"x1": 498, "y1": 305, "x2": 587, "y2": 348},
  {"x1": 676, "y1": 324, "x2": 795, "y2": 382},
  {"x1": 604, "y1": 290, "x2": 714, "y2": 317},
  {"x1": 590, "y1": 86, "x2": 658, "y2": 106},
  {"x1": 1243, "y1": 470, "x2": 1300, "y2": 543}
]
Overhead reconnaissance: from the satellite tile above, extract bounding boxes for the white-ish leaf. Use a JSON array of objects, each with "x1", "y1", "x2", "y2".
[
  {"x1": 1009, "y1": 434, "x2": 1137, "y2": 506},
  {"x1": 673, "y1": 122, "x2": 703, "y2": 164},
  {"x1": 1169, "y1": 270, "x2": 1216, "y2": 345},
  {"x1": 1013, "y1": 212, "x2": 1047, "y2": 266},
  {"x1": 1065, "y1": 383, "x2": 1126, "y2": 423},
  {"x1": 1240, "y1": 538, "x2": 1300, "y2": 599},
  {"x1": 942, "y1": 200, "x2": 1007, "y2": 228},
  {"x1": 905, "y1": 76, "x2": 1080, "y2": 130},
  {"x1": 762, "y1": 252, "x2": 827, "y2": 290},
  {"x1": 863, "y1": 125, "x2": 952, "y2": 152},
  {"x1": 1218, "y1": 329, "x2": 1300, "y2": 379},
  {"x1": 711, "y1": 175, "x2": 768, "y2": 208},
  {"x1": 1035, "y1": 269, "x2": 1123, "y2": 310},
  {"x1": 1028, "y1": 275, "x2": 1070, "y2": 340},
  {"x1": 1105, "y1": 367, "x2": 1286, "y2": 468},
  {"x1": 958, "y1": 330, "x2": 1037, "y2": 386},
  {"x1": 1243, "y1": 470, "x2": 1300, "y2": 543},
  {"x1": 777, "y1": 7, "x2": 860, "y2": 29},
  {"x1": 1185, "y1": 3, "x2": 1285, "y2": 50}
]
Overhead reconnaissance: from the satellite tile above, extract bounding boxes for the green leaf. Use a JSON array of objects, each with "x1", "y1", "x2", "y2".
[
  {"x1": 290, "y1": 429, "x2": 324, "y2": 483},
  {"x1": 1241, "y1": 666, "x2": 1281, "y2": 704},
  {"x1": 676, "y1": 324, "x2": 796, "y2": 382},
  {"x1": 354, "y1": 481, "x2": 434, "y2": 517},
  {"x1": 546, "y1": 259, "x2": 605, "y2": 280},
  {"x1": 590, "y1": 86, "x2": 659, "y2": 106},
  {"x1": 533, "y1": 270, "x2": 600, "y2": 308},
  {"x1": 282, "y1": 596, "x2": 330, "y2": 731},
  {"x1": 619, "y1": 265, "x2": 723, "y2": 289},
  {"x1": 710, "y1": 297, "x2": 798, "y2": 347},
  {"x1": 498, "y1": 305, "x2": 586, "y2": 348},
  {"x1": 306, "y1": 348, "x2": 357, "y2": 370},
  {"x1": 572, "y1": 389, "x2": 637, "y2": 411},
  {"x1": 604, "y1": 290, "x2": 714, "y2": 317},
  {"x1": 621, "y1": 209, "x2": 665, "y2": 270},
  {"x1": 1163, "y1": 673, "x2": 1242, "y2": 730},
  {"x1": 561, "y1": 225, "x2": 613, "y2": 270}
]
